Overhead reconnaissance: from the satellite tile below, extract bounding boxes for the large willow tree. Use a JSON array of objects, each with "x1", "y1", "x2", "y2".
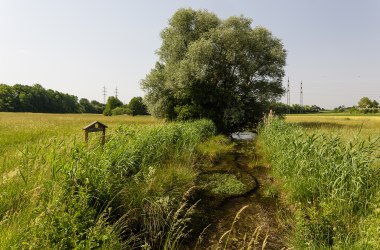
[{"x1": 141, "y1": 8, "x2": 286, "y2": 133}]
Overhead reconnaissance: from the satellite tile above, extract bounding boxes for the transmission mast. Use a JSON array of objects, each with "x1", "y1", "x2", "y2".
[
  {"x1": 286, "y1": 77, "x2": 290, "y2": 106},
  {"x1": 115, "y1": 87, "x2": 118, "y2": 99},
  {"x1": 287, "y1": 77, "x2": 290, "y2": 113},
  {"x1": 300, "y1": 81, "x2": 303, "y2": 107},
  {"x1": 103, "y1": 86, "x2": 107, "y2": 104}
]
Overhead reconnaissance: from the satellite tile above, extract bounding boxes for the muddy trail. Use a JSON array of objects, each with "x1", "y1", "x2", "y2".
[{"x1": 195, "y1": 142, "x2": 291, "y2": 250}]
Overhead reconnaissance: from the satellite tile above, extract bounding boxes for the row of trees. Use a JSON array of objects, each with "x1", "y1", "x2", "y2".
[
  {"x1": 103, "y1": 96, "x2": 148, "y2": 116},
  {"x1": 334, "y1": 97, "x2": 380, "y2": 113},
  {"x1": 271, "y1": 102, "x2": 322, "y2": 114},
  {"x1": 0, "y1": 83, "x2": 85, "y2": 113},
  {"x1": 357, "y1": 97, "x2": 379, "y2": 109},
  {"x1": 0, "y1": 83, "x2": 148, "y2": 115}
]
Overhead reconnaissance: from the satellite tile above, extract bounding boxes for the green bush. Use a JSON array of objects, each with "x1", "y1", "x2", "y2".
[{"x1": 111, "y1": 106, "x2": 131, "y2": 116}]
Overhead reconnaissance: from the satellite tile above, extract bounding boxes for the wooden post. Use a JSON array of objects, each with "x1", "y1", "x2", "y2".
[
  {"x1": 85, "y1": 131, "x2": 89, "y2": 143},
  {"x1": 101, "y1": 129, "x2": 106, "y2": 145}
]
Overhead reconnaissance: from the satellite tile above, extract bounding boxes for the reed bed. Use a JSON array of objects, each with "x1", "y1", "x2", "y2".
[{"x1": 258, "y1": 118, "x2": 380, "y2": 249}]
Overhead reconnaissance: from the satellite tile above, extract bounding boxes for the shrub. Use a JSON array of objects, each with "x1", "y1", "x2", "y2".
[{"x1": 111, "y1": 106, "x2": 131, "y2": 116}]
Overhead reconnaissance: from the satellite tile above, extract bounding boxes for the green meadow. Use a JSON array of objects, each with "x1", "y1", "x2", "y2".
[{"x1": 285, "y1": 114, "x2": 380, "y2": 139}]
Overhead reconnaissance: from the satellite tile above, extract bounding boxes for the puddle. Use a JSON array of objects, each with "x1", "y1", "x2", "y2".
[{"x1": 231, "y1": 132, "x2": 256, "y2": 141}]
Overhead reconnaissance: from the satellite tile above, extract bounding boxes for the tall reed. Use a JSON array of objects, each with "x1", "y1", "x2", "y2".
[{"x1": 258, "y1": 118, "x2": 380, "y2": 248}]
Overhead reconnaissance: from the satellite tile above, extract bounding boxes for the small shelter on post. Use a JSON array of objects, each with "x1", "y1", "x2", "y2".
[{"x1": 83, "y1": 121, "x2": 108, "y2": 145}]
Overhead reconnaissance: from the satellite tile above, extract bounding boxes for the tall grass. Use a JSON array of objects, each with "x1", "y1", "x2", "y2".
[
  {"x1": 258, "y1": 118, "x2": 380, "y2": 249},
  {"x1": 0, "y1": 118, "x2": 216, "y2": 249},
  {"x1": 286, "y1": 114, "x2": 380, "y2": 140}
]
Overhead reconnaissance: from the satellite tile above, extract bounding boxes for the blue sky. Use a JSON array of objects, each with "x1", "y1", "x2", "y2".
[{"x1": 0, "y1": 0, "x2": 379, "y2": 109}]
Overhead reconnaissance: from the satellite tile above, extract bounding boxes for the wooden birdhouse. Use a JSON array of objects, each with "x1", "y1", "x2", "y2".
[{"x1": 83, "y1": 121, "x2": 108, "y2": 145}]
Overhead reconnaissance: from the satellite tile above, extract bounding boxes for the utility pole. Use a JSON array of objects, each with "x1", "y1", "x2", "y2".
[
  {"x1": 300, "y1": 81, "x2": 303, "y2": 107},
  {"x1": 115, "y1": 87, "x2": 118, "y2": 99},
  {"x1": 287, "y1": 77, "x2": 290, "y2": 113},
  {"x1": 103, "y1": 86, "x2": 107, "y2": 104}
]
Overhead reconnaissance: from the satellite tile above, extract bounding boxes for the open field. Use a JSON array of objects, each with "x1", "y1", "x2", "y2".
[
  {"x1": 285, "y1": 114, "x2": 380, "y2": 140},
  {"x1": 0, "y1": 112, "x2": 160, "y2": 154},
  {"x1": 1, "y1": 113, "x2": 162, "y2": 187}
]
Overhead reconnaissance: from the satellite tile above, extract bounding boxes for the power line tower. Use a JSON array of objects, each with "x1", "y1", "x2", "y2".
[
  {"x1": 300, "y1": 81, "x2": 303, "y2": 107},
  {"x1": 286, "y1": 77, "x2": 290, "y2": 113},
  {"x1": 286, "y1": 77, "x2": 290, "y2": 105},
  {"x1": 103, "y1": 86, "x2": 107, "y2": 104},
  {"x1": 115, "y1": 87, "x2": 118, "y2": 99}
]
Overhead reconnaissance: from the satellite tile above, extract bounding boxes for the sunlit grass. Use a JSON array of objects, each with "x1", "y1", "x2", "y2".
[
  {"x1": 258, "y1": 117, "x2": 380, "y2": 248},
  {"x1": 0, "y1": 113, "x2": 167, "y2": 248},
  {"x1": 0, "y1": 112, "x2": 161, "y2": 172},
  {"x1": 285, "y1": 114, "x2": 380, "y2": 141}
]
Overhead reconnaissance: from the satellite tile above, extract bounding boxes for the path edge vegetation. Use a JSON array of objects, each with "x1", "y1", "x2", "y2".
[{"x1": 257, "y1": 117, "x2": 380, "y2": 249}]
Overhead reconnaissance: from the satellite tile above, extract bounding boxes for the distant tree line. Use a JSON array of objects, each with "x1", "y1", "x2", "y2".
[
  {"x1": 0, "y1": 83, "x2": 143, "y2": 115},
  {"x1": 334, "y1": 97, "x2": 379, "y2": 114},
  {"x1": 0, "y1": 83, "x2": 84, "y2": 113},
  {"x1": 270, "y1": 102, "x2": 322, "y2": 115}
]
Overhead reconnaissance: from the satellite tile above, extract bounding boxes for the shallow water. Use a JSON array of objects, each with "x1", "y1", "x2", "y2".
[{"x1": 231, "y1": 132, "x2": 256, "y2": 141}]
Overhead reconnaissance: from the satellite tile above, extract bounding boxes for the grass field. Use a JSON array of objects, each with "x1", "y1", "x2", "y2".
[
  {"x1": 0, "y1": 112, "x2": 160, "y2": 155},
  {"x1": 0, "y1": 113, "x2": 221, "y2": 248},
  {"x1": 285, "y1": 114, "x2": 380, "y2": 140},
  {"x1": 258, "y1": 114, "x2": 380, "y2": 248}
]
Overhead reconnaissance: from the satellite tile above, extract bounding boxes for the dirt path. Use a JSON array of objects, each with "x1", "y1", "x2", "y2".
[{"x1": 197, "y1": 143, "x2": 291, "y2": 250}]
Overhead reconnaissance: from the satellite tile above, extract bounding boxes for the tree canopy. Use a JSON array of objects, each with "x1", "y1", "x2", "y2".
[
  {"x1": 358, "y1": 97, "x2": 379, "y2": 109},
  {"x1": 103, "y1": 96, "x2": 123, "y2": 116},
  {"x1": 128, "y1": 97, "x2": 148, "y2": 116},
  {"x1": 0, "y1": 83, "x2": 104, "y2": 114},
  {"x1": 141, "y1": 8, "x2": 286, "y2": 133}
]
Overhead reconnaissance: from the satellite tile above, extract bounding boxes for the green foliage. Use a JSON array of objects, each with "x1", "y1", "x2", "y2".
[
  {"x1": 80, "y1": 98, "x2": 105, "y2": 114},
  {"x1": 142, "y1": 8, "x2": 286, "y2": 133},
  {"x1": 354, "y1": 97, "x2": 380, "y2": 114},
  {"x1": 259, "y1": 118, "x2": 380, "y2": 248},
  {"x1": 127, "y1": 96, "x2": 148, "y2": 116},
  {"x1": 111, "y1": 106, "x2": 131, "y2": 116},
  {"x1": 0, "y1": 84, "x2": 17, "y2": 111},
  {"x1": 27, "y1": 186, "x2": 122, "y2": 249},
  {"x1": 358, "y1": 96, "x2": 378, "y2": 108},
  {"x1": 271, "y1": 102, "x2": 322, "y2": 114},
  {"x1": 0, "y1": 118, "x2": 216, "y2": 249},
  {"x1": 103, "y1": 96, "x2": 123, "y2": 116},
  {"x1": 198, "y1": 173, "x2": 247, "y2": 196},
  {"x1": 197, "y1": 135, "x2": 235, "y2": 162},
  {"x1": 0, "y1": 83, "x2": 104, "y2": 113},
  {"x1": 263, "y1": 185, "x2": 279, "y2": 199}
]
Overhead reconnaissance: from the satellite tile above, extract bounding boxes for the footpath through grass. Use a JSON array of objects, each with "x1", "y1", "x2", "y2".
[{"x1": 258, "y1": 118, "x2": 380, "y2": 249}]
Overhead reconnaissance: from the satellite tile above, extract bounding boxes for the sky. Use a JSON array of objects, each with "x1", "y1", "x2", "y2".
[{"x1": 0, "y1": 0, "x2": 379, "y2": 109}]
